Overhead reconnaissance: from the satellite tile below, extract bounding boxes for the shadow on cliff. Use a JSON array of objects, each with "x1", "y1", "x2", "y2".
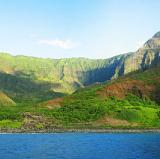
[
  {"x1": 76, "y1": 58, "x2": 125, "y2": 86},
  {"x1": 0, "y1": 71, "x2": 65, "y2": 104}
]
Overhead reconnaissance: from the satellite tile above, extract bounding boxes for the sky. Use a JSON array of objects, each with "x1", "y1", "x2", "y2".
[{"x1": 0, "y1": 0, "x2": 160, "y2": 59}]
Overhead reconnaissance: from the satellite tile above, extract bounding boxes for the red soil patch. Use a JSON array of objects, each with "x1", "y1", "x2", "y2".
[
  {"x1": 98, "y1": 79, "x2": 155, "y2": 99},
  {"x1": 44, "y1": 97, "x2": 64, "y2": 109}
]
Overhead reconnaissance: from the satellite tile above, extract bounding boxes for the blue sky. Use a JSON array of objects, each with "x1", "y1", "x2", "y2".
[{"x1": 0, "y1": 0, "x2": 160, "y2": 59}]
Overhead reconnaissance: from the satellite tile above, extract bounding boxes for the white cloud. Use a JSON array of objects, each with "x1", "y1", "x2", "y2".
[{"x1": 39, "y1": 39, "x2": 76, "y2": 49}]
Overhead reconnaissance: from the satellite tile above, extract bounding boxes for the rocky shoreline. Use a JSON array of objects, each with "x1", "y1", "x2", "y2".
[{"x1": 0, "y1": 128, "x2": 160, "y2": 133}]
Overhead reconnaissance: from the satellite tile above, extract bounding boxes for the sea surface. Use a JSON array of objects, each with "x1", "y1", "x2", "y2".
[{"x1": 0, "y1": 133, "x2": 160, "y2": 159}]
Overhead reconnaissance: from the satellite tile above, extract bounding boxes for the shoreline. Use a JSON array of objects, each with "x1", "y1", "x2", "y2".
[{"x1": 0, "y1": 128, "x2": 160, "y2": 133}]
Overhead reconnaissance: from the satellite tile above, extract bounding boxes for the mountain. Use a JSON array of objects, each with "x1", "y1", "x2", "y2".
[
  {"x1": 0, "y1": 71, "x2": 65, "y2": 104},
  {"x1": 99, "y1": 63, "x2": 160, "y2": 104},
  {"x1": 0, "y1": 31, "x2": 160, "y2": 130},
  {"x1": 1, "y1": 59, "x2": 160, "y2": 130},
  {"x1": 43, "y1": 62, "x2": 160, "y2": 128},
  {"x1": 0, "y1": 53, "x2": 127, "y2": 94},
  {"x1": 123, "y1": 32, "x2": 160, "y2": 74},
  {"x1": 0, "y1": 31, "x2": 160, "y2": 104}
]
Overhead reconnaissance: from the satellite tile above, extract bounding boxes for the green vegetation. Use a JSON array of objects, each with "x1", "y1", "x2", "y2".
[
  {"x1": 0, "y1": 52, "x2": 126, "y2": 96},
  {"x1": 49, "y1": 89, "x2": 160, "y2": 128},
  {"x1": 0, "y1": 32, "x2": 160, "y2": 130},
  {"x1": 35, "y1": 123, "x2": 44, "y2": 129},
  {"x1": 0, "y1": 75, "x2": 159, "y2": 130},
  {"x1": 0, "y1": 63, "x2": 160, "y2": 130},
  {"x1": 0, "y1": 92, "x2": 16, "y2": 106},
  {"x1": 0, "y1": 120, "x2": 22, "y2": 128}
]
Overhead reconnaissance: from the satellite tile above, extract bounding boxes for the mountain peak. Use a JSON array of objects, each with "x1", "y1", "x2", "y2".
[
  {"x1": 143, "y1": 31, "x2": 160, "y2": 49},
  {"x1": 153, "y1": 31, "x2": 160, "y2": 38}
]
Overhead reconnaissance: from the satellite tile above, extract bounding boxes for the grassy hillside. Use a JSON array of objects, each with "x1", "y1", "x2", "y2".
[
  {"x1": 0, "y1": 32, "x2": 160, "y2": 130},
  {"x1": 0, "y1": 63, "x2": 160, "y2": 130},
  {"x1": 0, "y1": 92, "x2": 16, "y2": 106},
  {"x1": 38, "y1": 63, "x2": 160, "y2": 129},
  {"x1": 0, "y1": 53, "x2": 126, "y2": 95},
  {"x1": 0, "y1": 72, "x2": 65, "y2": 104}
]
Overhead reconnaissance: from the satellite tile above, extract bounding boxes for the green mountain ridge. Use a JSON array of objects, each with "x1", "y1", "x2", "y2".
[
  {"x1": 0, "y1": 52, "x2": 126, "y2": 94},
  {"x1": 0, "y1": 32, "x2": 160, "y2": 130},
  {"x1": 0, "y1": 31, "x2": 160, "y2": 104},
  {"x1": 0, "y1": 57, "x2": 159, "y2": 130},
  {"x1": 43, "y1": 61, "x2": 160, "y2": 128}
]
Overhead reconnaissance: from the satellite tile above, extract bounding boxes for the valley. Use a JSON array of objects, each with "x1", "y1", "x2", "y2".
[{"x1": 0, "y1": 32, "x2": 160, "y2": 131}]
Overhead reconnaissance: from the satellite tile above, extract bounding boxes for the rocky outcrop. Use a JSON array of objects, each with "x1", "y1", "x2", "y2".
[{"x1": 123, "y1": 32, "x2": 160, "y2": 74}]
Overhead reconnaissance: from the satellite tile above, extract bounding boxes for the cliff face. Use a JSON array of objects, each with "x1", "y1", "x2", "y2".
[
  {"x1": 0, "y1": 32, "x2": 160, "y2": 102},
  {"x1": 0, "y1": 53, "x2": 126, "y2": 94},
  {"x1": 123, "y1": 32, "x2": 160, "y2": 74}
]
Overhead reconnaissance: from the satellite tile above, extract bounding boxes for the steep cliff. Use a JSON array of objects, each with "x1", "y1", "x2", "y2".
[
  {"x1": 0, "y1": 31, "x2": 160, "y2": 102},
  {"x1": 123, "y1": 32, "x2": 160, "y2": 74}
]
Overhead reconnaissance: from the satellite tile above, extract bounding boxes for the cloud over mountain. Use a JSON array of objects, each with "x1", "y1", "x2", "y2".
[{"x1": 39, "y1": 39, "x2": 76, "y2": 49}]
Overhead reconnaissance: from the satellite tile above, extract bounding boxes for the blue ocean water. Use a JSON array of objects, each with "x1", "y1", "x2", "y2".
[{"x1": 0, "y1": 133, "x2": 160, "y2": 159}]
